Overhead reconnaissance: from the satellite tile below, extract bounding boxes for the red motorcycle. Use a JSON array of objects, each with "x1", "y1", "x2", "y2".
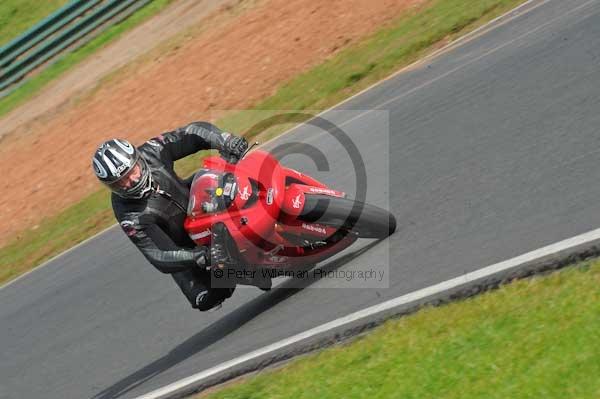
[{"x1": 184, "y1": 149, "x2": 396, "y2": 286}]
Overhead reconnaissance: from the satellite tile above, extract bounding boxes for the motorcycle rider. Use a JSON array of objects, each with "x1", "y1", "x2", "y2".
[{"x1": 92, "y1": 121, "x2": 248, "y2": 311}]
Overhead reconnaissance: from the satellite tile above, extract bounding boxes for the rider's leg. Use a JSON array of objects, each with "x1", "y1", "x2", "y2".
[
  {"x1": 170, "y1": 268, "x2": 234, "y2": 311},
  {"x1": 211, "y1": 222, "x2": 272, "y2": 292}
]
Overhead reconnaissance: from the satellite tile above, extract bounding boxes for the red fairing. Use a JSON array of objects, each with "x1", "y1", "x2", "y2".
[{"x1": 184, "y1": 150, "x2": 355, "y2": 269}]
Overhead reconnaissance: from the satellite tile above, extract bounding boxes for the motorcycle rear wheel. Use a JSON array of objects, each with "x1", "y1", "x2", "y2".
[{"x1": 298, "y1": 194, "x2": 396, "y2": 239}]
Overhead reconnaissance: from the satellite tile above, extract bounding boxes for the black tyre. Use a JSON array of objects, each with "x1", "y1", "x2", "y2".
[{"x1": 298, "y1": 194, "x2": 396, "y2": 239}]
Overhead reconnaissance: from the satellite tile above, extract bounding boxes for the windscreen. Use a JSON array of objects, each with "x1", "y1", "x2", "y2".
[{"x1": 187, "y1": 171, "x2": 237, "y2": 216}]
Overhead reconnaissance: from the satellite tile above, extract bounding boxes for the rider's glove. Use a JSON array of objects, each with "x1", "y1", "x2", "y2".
[
  {"x1": 192, "y1": 248, "x2": 209, "y2": 269},
  {"x1": 190, "y1": 240, "x2": 230, "y2": 270},
  {"x1": 220, "y1": 133, "x2": 248, "y2": 164}
]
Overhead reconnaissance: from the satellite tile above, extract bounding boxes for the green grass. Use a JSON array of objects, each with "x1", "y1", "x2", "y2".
[
  {"x1": 0, "y1": 0, "x2": 526, "y2": 286},
  {"x1": 0, "y1": 0, "x2": 70, "y2": 46},
  {"x1": 195, "y1": 259, "x2": 600, "y2": 399},
  {"x1": 0, "y1": 0, "x2": 178, "y2": 118}
]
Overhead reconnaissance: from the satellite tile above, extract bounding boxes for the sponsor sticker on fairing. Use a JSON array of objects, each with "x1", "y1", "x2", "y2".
[
  {"x1": 308, "y1": 187, "x2": 343, "y2": 196},
  {"x1": 301, "y1": 223, "x2": 327, "y2": 234},
  {"x1": 292, "y1": 193, "x2": 302, "y2": 209},
  {"x1": 240, "y1": 186, "x2": 251, "y2": 200},
  {"x1": 266, "y1": 188, "x2": 274, "y2": 205},
  {"x1": 223, "y1": 182, "x2": 233, "y2": 196}
]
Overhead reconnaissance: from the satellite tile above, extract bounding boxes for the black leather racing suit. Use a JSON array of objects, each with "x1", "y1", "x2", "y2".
[{"x1": 112, "y1": 121, "x2": 234, "y2": 311}]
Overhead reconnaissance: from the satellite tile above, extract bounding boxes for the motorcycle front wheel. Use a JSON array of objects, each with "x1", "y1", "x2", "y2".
[{"x1": 298, "y1": 194, "x2": 396, "y2": 239}]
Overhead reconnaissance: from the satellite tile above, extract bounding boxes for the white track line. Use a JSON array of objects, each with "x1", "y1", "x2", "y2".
[{"x1": 135, "y1": 226, "x2": 600, "y2": 399}]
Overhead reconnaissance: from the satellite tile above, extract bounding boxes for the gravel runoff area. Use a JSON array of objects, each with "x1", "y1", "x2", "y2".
[{"x1": 0, "y1": 0, "x2": 424, "y2": 247}]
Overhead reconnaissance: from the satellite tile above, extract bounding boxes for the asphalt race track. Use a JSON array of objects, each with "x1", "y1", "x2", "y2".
[{"x1": 2, "y1": 1, "x2": 600, "y2": 398}]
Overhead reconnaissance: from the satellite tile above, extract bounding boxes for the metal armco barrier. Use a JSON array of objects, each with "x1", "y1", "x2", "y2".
[
  {"x1": 0, "y1": 0, "x2": 103, "y2": 68},
  {"x1": 0, "y1": 0, "x2": 151, "y2": 96}
]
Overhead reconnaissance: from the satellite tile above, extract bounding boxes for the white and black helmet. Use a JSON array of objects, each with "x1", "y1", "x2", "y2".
[{"x1": 92, "y1": 139, "x2": 153, "y2": 199}]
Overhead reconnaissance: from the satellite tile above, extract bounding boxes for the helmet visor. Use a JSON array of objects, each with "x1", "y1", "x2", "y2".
[{"x1": 107, "y1": 158, "x2": 151, "y2": 198}]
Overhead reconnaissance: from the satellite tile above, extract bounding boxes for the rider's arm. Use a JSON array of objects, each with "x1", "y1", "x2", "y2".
[
  {"x1": 146, "y1": 121, "x2": 229, "y2": 166},
  {"x1": 116, "y1": 213, "x2": 206, "y2": 274}
]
